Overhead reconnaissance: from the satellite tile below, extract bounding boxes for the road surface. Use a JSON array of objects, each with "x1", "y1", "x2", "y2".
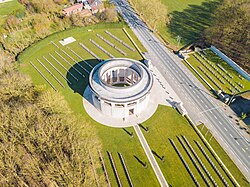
[{"x1": 112, "y1": 0, "x2": 250, "y2": 181}]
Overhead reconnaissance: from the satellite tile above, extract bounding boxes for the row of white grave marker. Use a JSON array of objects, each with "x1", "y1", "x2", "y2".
[
  {"x1": 90, "y1": 39, "x2": 114, "y2": 58},
  {"x1": 170, "y1": 139, "x2": 200, "y2": 187},
  {"x1": 79, "y1": 42, "x2": 101, "y2": 61},
  {"x1": 182, "y1": 136, "x2": 218, "y2": 187},
  {"x1": 195, "y1": 55, "x2": 226, "y2": 85},
  {"x1": 197, "y1": 52, "x2": 234, "y2": 80},
  {"x1": 178, "y1": 137, "x2": 212, "y2": 187},
  {"x1": 198, "y1": 66, "x2": 225, "y2": 92},
  {"x1": 105, "y1": 30, "x2": 135, "y2": 51},
  {"x1": 96, "y1": 34, "x2": 127, "y2": 56},
  {"x1": 196, "y1": 141, "x2": 229, "y2": 187},
  {"x1": 195, "y1": 54, "x2": 242, "y2": 93},
  {"x1": 30, "y1": 61, "x2": 57, "y2": 91}
]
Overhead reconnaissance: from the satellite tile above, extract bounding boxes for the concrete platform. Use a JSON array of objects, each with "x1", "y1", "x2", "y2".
[{"x1": 83, "y1": 65, "x2": 181, "y2": 128}]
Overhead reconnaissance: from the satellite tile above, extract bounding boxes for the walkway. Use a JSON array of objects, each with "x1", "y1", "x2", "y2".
[{"x1": 133, "y1": 125, "x2": 169, "y2": 187}]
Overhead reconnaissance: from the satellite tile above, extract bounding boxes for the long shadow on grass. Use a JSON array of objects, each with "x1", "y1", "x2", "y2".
[
  {"x1": 230, "y1": 95, "x2": 250, "y2": 126},
  {"x1": 168, "y1": 0, "x2": 222, "y2": 44},
  {"x1": 134, "y1": 155, "x2": 147, "y2": 168},
  {"x1": 66, "y1": 59, "x2": 99, "y2": 95}
]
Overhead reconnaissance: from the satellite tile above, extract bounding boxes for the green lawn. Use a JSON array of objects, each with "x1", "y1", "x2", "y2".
[
  {"x1": 18, "y1": 23, "x2": 159, "y2": 187},
  {"x1": 0, "y1": 0, "x2": 25, "y2": 25},
  {"x1": 141, "y1": 106, "x2": 248, "y2": 187},
  {"x1": 162, "y1": 0, "x2": 205, "y2": 12},
  {"x1": 158, "y1": 0, "x2": 221, "y2": 47},
  {"x1": 185, "y1": 50, "x2": 250, "y2": 95},
  {"x1": 18, "y1": 23, "x2": 248, "y2": 186}
]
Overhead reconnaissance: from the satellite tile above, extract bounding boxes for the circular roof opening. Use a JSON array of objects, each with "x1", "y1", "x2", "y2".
[
  {"x1": 100, "y1": 66, "x2": 142, "y2": 88},
  {"x1": 89, "y1": 58, "x2": 153, "y2": 103}
]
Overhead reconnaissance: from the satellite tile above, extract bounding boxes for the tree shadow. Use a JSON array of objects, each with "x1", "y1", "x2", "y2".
[
  {"x1": 230, "y1": 95, "x2": 250, "y2": 125},
  {"x1": 168, "y1": 0, "x2": 222, "y2": 44},
  {"x1": 179, "y1": 81, "x2": 215, "y2": 97},
  {"x1": 66, "y1": 59, "x2": 99, "y2": 96}
]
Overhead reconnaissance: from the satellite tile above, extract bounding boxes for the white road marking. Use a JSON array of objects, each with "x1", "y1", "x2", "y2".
[
  {"x1": 242, "y1": 148, "x2": 246, "y2": 153},
  {"x1": 219, "y1": 121, "x2": 222, "y2": 125},
  {"x1": 224, "y1": 127, "x2": 228, "y2": 131},
  {"x1": 236, "y1": 141, "x2": 239, "y2": 145},
  {"x1": 214, "y1": 116, "x2": 217, "y2": 119},
  {"x1": 230, "y1": 134, "x2": 233, "y2": 138},
  {"x1": 120, "y1": 4, "x2": 250, "y2": 172}
]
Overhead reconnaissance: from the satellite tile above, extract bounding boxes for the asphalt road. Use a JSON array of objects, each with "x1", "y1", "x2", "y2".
[{"x1": 112, "y1": 0, "x2": 250, "y2": 181}]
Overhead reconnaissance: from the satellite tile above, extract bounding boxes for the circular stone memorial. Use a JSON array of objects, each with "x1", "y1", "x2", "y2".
[{"x1": 89, "y1": 58, "x2": 153, "y2": 119}]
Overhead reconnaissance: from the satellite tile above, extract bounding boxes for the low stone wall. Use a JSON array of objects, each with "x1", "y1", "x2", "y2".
[{"x1": 210, "y1": 46, "x2": 250, "y2": 81}]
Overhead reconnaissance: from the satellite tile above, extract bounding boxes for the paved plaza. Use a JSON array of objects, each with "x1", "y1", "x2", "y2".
[{"x1": 83, "y1": 65, "x2": 181, "y2": 127}]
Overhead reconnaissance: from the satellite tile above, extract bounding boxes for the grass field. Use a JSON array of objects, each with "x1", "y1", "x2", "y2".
[
  {"x1": 184, "y1": 49, "x2": 250, "y2": 95},
  {"x1": 19, "y1": 23, "x2": 160, "y2": 187},
  {"x1": 0, "y1": 0, "x2": 25, "y2": 25},
  {"x1": 158, "y1": 0, "x2": 221, "y2": 47},
  {"x1": 162, "y1": 0, "x2": 205, "y2": 13},
  {"x1": 18, "y1": 23, "x2": 248, "y2": 186},
  {"x1": 142, "y1": 106, "x2": 249, "y2": 187}
]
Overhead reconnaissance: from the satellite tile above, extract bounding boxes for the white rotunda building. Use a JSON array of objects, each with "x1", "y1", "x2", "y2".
[{"x1": 89, "y1": 58, "x2": 153, "y2": 119}]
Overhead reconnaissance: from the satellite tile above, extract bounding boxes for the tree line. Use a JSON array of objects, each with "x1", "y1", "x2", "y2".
[
  {"x1": 0, "y1": 0, "x2": 119, "y2": 185},
  {"x1": 127, "y1": 0, "x2": 249, "y2": 73},
  {"x1": 0, "y1": 49, "x2": 105, "y2": 186},
  {"x1": 128, "y1": 0, "x2": 169, "y2": 30},
  {"x1": 0, "y1": 0, "x2": 118, "y2": 57},
  {"x1": 203, "y1": 0, "x2": 250, "y2": 73}
]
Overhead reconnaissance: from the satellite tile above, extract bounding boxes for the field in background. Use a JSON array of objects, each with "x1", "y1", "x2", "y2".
[
  {"x1": 0, "y1": 0, "x2": 25, "y2": 25},
  {"x1": 18, "y1": 23, "x2": 248, "y2": 186},
  {"x1": 162, "y1": 0, "x2": 204, "y2": 13},
  {"x1": 158, "y1": 0, "x2": 221, "y2": 47}
]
